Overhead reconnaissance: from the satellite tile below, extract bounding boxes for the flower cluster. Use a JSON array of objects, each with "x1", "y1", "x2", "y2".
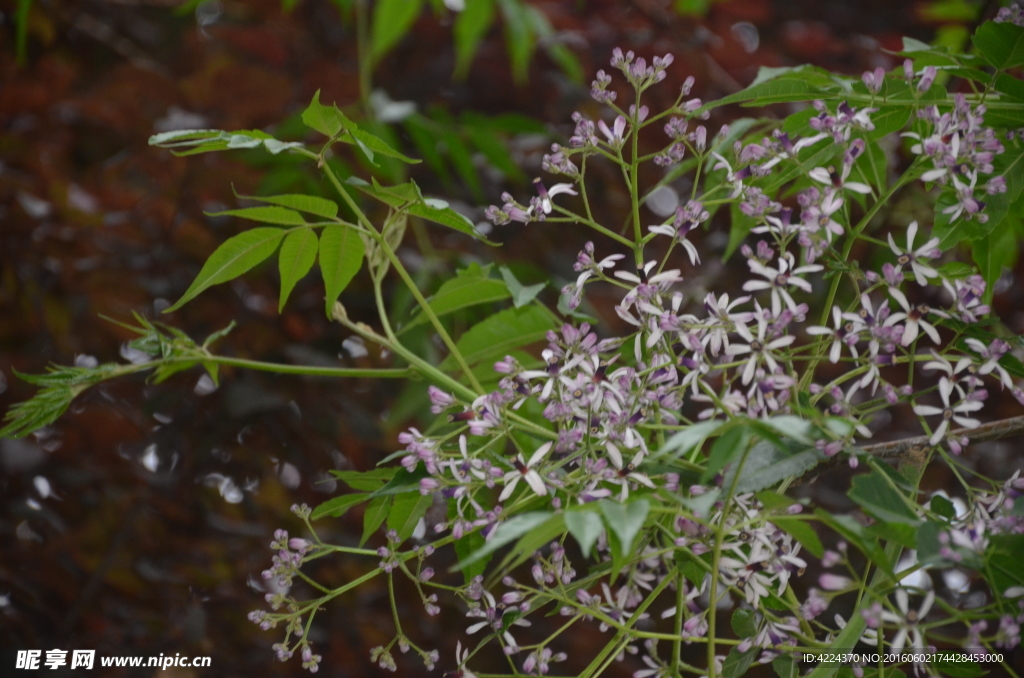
[{"x1": 250, "y1": 45, "x2": 1024, "y2": 678}]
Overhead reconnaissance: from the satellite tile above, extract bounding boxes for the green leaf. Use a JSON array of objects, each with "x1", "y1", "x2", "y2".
[
  {"x1": 407, "y1": 202, "x2": 492, "y2": 242},
  {"x1": 848, "y1": 470, "x2": 921, "y2": 525},
  {"x1": 937, "y1": 261, "x2": 975, "y2": 279},
  {"x1": 600, "y1": 499, "x2": 651, "y2": 558},
  {"x1": 930, "y1": 494, "x2": 956, "y2": 521},
  {"x1": 329, "y1": 467, "x2": 397, "y2": 491},
  {"x1": 302, "y1": 91, "x2": 420, "y2": 164},
  {"x1": 731, "y1": 608, "x2": 758, "y2": 638},
  {"x1": 931, "y1": 658, "x2": 986, "y2": 678},
  {"x1": 277, "y1": 229, "x2": 319, "y2": 311},
  {"x1": 311, "y1": 492, "x2": 369, "y2": 520},
  {"x1": 453, "y1": 529, "x2": 489, "y2": 584},
  {"x1": 302, "y1": 90, "x2": 344, "y2": 138},
  {"x1": 986, "y1": 534, "x2": 1024, "y2": 594},
  {"x1": 772, "y1": 516, "x2": 825, "y2": 558},
  {"x1": 166, "y1": 227, "x2": 284, "y2": 312},
  {"x1": 756, "y1": 490, "x2": 797, "y2": 511},
  {"x1": 722, "y1": 646, "x2": 759, "y2": 678},
  {"x1": 498, "y1": 0, "x2": 536, "y2": 84},
  {"x1": 564, "y1": 508, "x2": 604, "y2": 559},
  {"x1": 455, "y1": 511, "x2": 552, "y2": 569},
  {"x1": 493, "y1": 513, "x2": 566, "y2": 574},
  {"x1": 710, "y1": 67, "x2": 833, "y2": 109},
  {"x1": 701, "y1": 425, "x2": 750, "y2": 483},
  {"x1": 454, "y1": 0, "x2": 497, "y2": 79},
  {"x1": 387, "y1": 491, "x2": 432, "y2": 543},
  {"x1": 724, "y1": 442, "x2": 824, "y2": 493},
  {"x1": 440, "y1": 305, "x2": 556, "y2": 371},
  {"x1": 319, "y1": 225, "x2": 365, "y2": 317},
  {"x1": 237, "y1": 192, "x2": 339, "y2": 220},
  {"x1": 500, "y1": 266, "x2": 545, "y2": 308},
  {"x1": 206, "y1": 205, "x2": 307, "y2": 226},
  {"x1": 371, "y1": 0, "x2": 425, "y2": 61},
  {"x1": 360, "y1": 495, "x2": 392, "y2": 545},
  {"x1": 973, "y1": 21, "x2": 1024, "y2": 70},
  {"x1": 464, "y1": 114, "x2": 526, "y2": 182},
  {"x1": 772, "y1": 655, "x2": 797, "y2": 678},
  {"x1": 402, "y1": 265, "x2": 511, "y2": 332},
  {"x1": 658, "y1": 420, "x2": 722, "y2": 459}
]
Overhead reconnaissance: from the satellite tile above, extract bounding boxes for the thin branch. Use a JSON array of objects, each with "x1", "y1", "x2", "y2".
[
  {"x1": 795, "y1": 415, "x2": 1024, "y2": 483},
  {"x1": 861, "y1": 415, "x2": 1024, "y2": 459}
]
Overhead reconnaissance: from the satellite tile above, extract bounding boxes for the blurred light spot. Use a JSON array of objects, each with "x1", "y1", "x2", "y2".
[
  {"x1": 16, "y1": 521, "x2": 42, "y2": 541},
  {"x1": 369, "y1": 90, "x2": 416, "y2": 123},
  {"x1": 154, "y1": 106, "x2": 209, "y2": 133},
  {"x1": 444, "y1": 0, "x2": 465, "y2": 10},
  {"x1": 33, "y1": 476, "x2": 58, "y2": 500},
  {"x1": 475, "y1": 221, "x2": 493, "y2": 236},
  {"x1": 74, "y1": 355, "x2": 99, "y2": 368},
  {"x1": 194, "y1": 374, "x2": 218, "y2": 396},
  {"x1": 943, "y1": 569, "x2": 970, "y2": 594},
  {"x1": 141, "y1": 444, "x2": 159, "y2": 473},
  {"x1": 153, "y1": 413, "x2": 172, "y2": 424},
  {"x1": 195, "y1": 0, "x2": 221, "y2": 29},
  {"x1": 16, "y1": 192, "x2": 51, "y2": 219},
  {"x1": 731, "y1": 22, "x2": 760, "y2": 53},
  {"x1": 273, "y1": 461, "x2": 301, "y2": 490},
  {"x1": 0, "y1": 592, "x2": 10, "y2": 608},
  {"x1": 120, "y1": 343, "x2": 152, "y2": 365},
  {"x1": 67, "y1": 184, "x2": 99, "y2": 213},
  {"x1": 412, "y1": 517, "x2": 427, "y2": 540},
  {"x1": 154, "y1": 298, "x2": 171, "y2": 313},
  {"x1": 896, "y1": 551, "x2": 931, "y2": 589},
  {"x1": 25, "y1": 499, "x2": 42, "y2": 510},
  {"x1": 203, "y1": 473, "x2": 244, "y2": 503},
  {"x1": 646, "y1": 185, "x2": 679, "y2": 218},
  {"x1": 343, "y1": 336, "x2": 368, "y2": 359}
]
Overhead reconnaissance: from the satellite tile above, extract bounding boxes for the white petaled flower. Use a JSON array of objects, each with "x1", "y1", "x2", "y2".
[
  {"x1": 964, "y1": 338, "x2": 1015, "y2": 390},
  {"x1": 885, "y1": 287, "x2": 946, "y2": 346},
  {"x1": 802, "y1": 189, "x2": 845, "y2": 242},
  {"x1": 806, "y1": 306, "x2": 862, "y2": 364},
  {"x1": 743, "y1": 253, "x2": 822, "y2": 317},
  {"x1": 888, "y1": 221, "x2": 940, "y2": 285},
  {"x1": 808, "y1": 162, "x2": 871, "y2": 195},
  {"x1": 533, "y1": 178, "x2": 579, "y2": 215},
  {"x1": 452, "y1": 641, "x2": 477, "y2": 678},
  {"x1": 499, "y1": 442, "x2": 553, "y2": 501},
  {"x1": 912, "y1": 377, "x2": 983, "y2": 445},
  {"x1": 879, "y1": 589, "x2": 935, "y2": 654},
  {"x1": 598, "y1": 116, "x2": 627, "y2": 148},
  {"x1": 726, "y1": 309, "x2": 796, "y2": 385}
]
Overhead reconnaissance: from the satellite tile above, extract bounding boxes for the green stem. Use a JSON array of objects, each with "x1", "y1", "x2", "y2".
[{"x1": 319, "y1": 159, "x2": 485, "y2": 395}]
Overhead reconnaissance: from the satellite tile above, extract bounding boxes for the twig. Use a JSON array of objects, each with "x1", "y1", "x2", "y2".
[
  {"x1": 860, "y1": 415, "x2": 1024, "y2": 459},
  {"x1": 796, "y1": 415, "x2": 1024, "y2": 482}
]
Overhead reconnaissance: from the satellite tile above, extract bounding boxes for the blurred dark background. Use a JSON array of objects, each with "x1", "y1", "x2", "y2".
[{"x1": 1, "y1": 0, "x2": 1022, "y2": 676}]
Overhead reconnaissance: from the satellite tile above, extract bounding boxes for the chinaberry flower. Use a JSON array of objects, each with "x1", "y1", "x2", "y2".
[
  {"x1": 886, "y1": 287, "x2": 946, "y2": 346},
  {"x1": 726, "y1": 307, "x2": 797, "y2": 385},
  {"x1": 888, "y1": 221, "x2": 940, "y2": 284},
  {"x1": 808, "y1": 141, "x2": 872, "y2": 195},
  {"x1": 912, "y1": 376, "x2": 983, "y2": 445},
  {"x1": 599, "y1": 116, "x2": 628, "y2": 148},
  {"x1": 743, "y1": 253, "x2": 822, "y2": 317},
  {"x1": 533, "y1": 178, "x2": 578, "y2": 214},
  {"x1": 806, "y1": 306, "x2": 862, "y2": 364},
  {"x1": 879, "y1": 588, "x2": 935, "y2": 654},
  {"x1": 499, "y1": 442, "x2": 553, "y2": 501}
]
